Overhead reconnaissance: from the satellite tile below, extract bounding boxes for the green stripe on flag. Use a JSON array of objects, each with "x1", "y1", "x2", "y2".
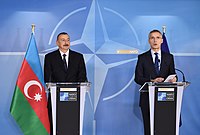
[{"x1": 10, "y1": 86, "x2": 49, "y2": 135}]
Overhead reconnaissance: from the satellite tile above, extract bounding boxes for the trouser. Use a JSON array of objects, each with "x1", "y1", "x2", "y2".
[{"x1": 140, "y1": 101, "x2": 150, "y2": 135}]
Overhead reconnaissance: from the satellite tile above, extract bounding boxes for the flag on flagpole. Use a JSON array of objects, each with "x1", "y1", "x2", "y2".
[
  {"x1": 161, "y1": 27, "x2": 182, "y2": 126},
  {"x1": 10, "y1": 32, "x2": 50, "y2": 135},
  {"x1": 161, "y1": 32, "x2": 170, "y2": 53}
]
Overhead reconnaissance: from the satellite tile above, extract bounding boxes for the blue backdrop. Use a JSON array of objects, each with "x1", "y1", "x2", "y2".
[{"x1": 0, "y1": 0, "x2": 200, "y2": 134}]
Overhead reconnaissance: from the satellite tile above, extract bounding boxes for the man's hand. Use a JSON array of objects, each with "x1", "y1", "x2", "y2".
[{"x1": 151, "y1": 77, "x2": 164, "y2": 83}]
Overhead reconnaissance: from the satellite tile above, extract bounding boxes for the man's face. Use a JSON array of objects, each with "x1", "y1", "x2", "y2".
[
  {"x1": 56, "y1": 34, "x2": 70, "y2": 53},
  {"x1": 148, "y1": 32, "x2": 163, "y2": 51}
]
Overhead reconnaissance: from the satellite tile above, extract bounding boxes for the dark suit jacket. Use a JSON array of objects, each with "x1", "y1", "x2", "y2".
[
  {"x1": 44, "y1": 49, "x2": 87, "y2": 83},
  {"x1": 134, "y1": 50, "x2": 176, "y2": 106},
  {"x1": 44, "y1": 49, "x2": 87, "y2": 135}
]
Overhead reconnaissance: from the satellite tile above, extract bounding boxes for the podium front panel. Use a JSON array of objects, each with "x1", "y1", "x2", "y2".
[
  {"x1": 56, "y1": 84, "x2": 80, "y2": 135},
  {"x1": 154, "y1": 87, "x2": 177, "y2": 135},
  {"x1": 148, "y1": 82, "x2": 188, "y2": 135}
]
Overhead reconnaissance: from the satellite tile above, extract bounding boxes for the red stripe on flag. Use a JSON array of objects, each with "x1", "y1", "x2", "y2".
[{"x1": 16, "y1": 59, "x2": 50, "y2": 133}]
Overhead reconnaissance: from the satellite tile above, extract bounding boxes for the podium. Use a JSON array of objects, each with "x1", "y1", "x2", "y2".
[
  {"x1": 47, "y1": 82, "x2": 91, "y2": 135},
  {"x1": 140, "y1": 82, "x2": 189, "y2": 135}
]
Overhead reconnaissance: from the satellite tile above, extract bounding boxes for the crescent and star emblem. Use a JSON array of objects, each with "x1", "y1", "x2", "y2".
[{"x1": 24, "y1": 80, "x2": 43, "y2": 102}]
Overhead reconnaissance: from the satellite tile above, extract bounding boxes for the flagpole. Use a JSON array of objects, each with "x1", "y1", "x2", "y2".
[
  {"x1": 162, "y1": 25, "x2": 166, "y2": 34},
  {"x1": 31, "y1": 24, "x2": 35, "y2": 34}
]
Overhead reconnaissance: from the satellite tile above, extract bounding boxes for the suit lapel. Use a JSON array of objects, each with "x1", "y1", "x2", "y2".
[
  {"x1": 160, "y1": 52, "x2": 167, "y2": 75},
  {"x1": 67, "y1": 50, "x2": 72, "y2": 71}
]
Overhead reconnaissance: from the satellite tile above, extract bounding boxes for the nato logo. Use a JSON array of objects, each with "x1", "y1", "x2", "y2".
[
  {"x1": 158, "y1": 92, "x2": 167, "y2": 101},
  {"x1": 60, "y1": 92, "x2": 69, "y2": 101},
  {"x1": 158, "y1": 92, "x2": 174, "y2": 101}
]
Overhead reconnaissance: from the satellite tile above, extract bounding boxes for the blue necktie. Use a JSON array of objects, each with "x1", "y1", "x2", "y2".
[
  {"x1": 63, "y1": 54, "x2": 68, "y2": 71},
  {"x1": 154, "y1": 52, "x2": 159, "y2": 74}
]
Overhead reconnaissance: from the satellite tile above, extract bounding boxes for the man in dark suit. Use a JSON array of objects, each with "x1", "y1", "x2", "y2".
[
  {"x1": 44, "y1": 32, "x2": 87, "y2": 134},
  {"x1": 134, "y1": 29, "x2": 177, "y2": 135},
  {"x1": 44, "y1": 32, "x2": 87, "y2": 83}
]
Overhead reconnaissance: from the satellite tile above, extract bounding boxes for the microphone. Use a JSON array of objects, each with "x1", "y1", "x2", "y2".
[{"x1": 175, "y1": 68, "x2": 186, "y2": 82}]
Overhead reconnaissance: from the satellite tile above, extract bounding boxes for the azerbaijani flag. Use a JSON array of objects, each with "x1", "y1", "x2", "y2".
[{"x1": 10, "y1": 32, "x2": 50, "y2": 135}]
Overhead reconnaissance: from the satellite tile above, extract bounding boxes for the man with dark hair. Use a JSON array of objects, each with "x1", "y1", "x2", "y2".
[
  {"x1": 44, "y1": 32, "x2": 87, "y2": 134},
  {"x1": 134, "y1": 29, "x2": 176, "y2": 135},
  {"x1": 44, "y1": 32, "x2": 87, "y2": 83}
]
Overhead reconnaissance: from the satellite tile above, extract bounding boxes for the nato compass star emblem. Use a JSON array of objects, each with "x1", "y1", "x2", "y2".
[{"x1": 42, "y1": 0, "x2": 142, "y2": 115}]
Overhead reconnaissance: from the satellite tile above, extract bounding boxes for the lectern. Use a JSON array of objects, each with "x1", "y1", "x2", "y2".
[
  {"x1": 47, "y1": 82, "x2": 91, "y2": 135},
  {"x1": 140, "y1": 82, "x2": 189, "y2": 135}
]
